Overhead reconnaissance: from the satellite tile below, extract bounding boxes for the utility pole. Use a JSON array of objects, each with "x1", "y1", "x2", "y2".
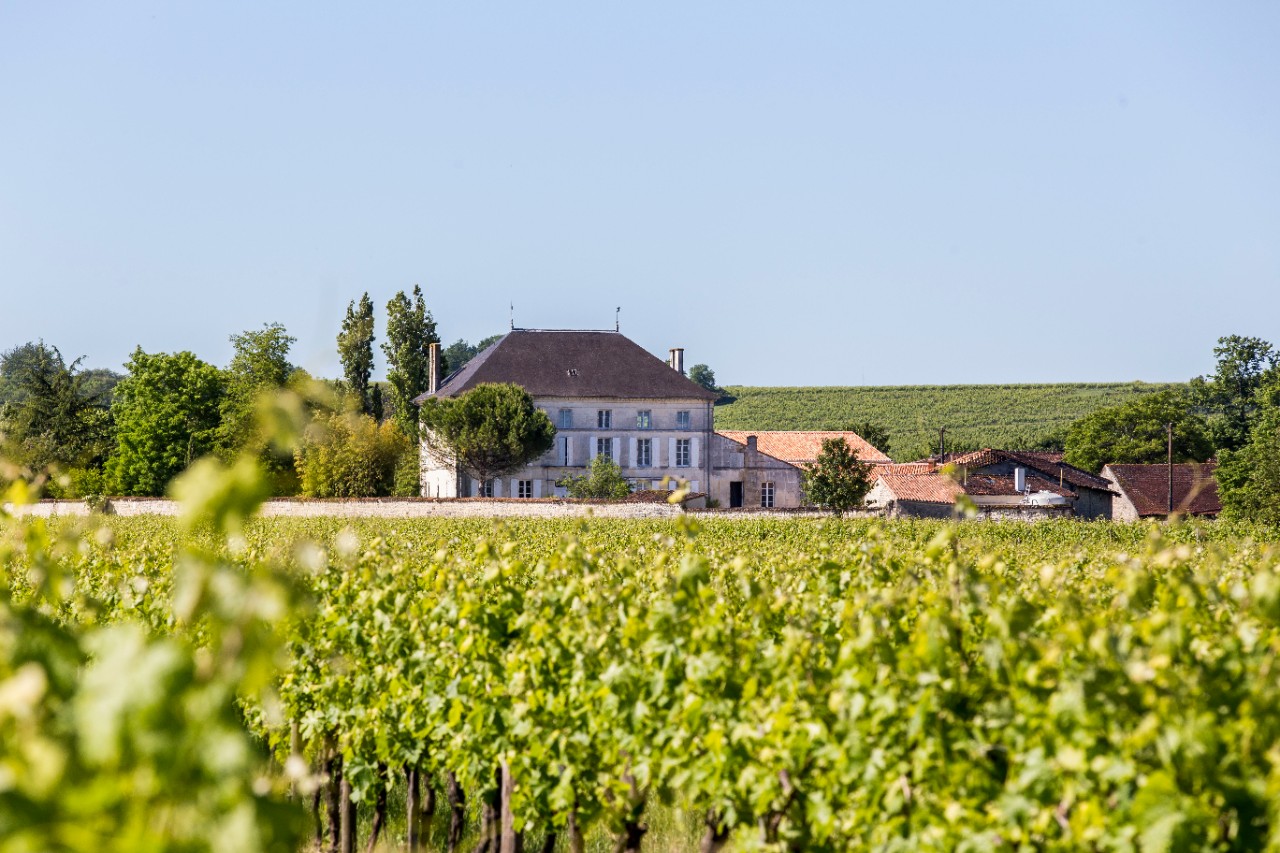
[{"x1": 1166, "y1": 422, "x2": 1174, "y2": 515}]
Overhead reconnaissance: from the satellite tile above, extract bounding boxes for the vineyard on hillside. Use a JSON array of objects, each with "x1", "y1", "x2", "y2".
[
  {"x1": 6, "y1": 473, "x2": 1280, "y2": 852},
  {"x1": 713, "y1": 382, "x2": 1184, "y2": 459}
]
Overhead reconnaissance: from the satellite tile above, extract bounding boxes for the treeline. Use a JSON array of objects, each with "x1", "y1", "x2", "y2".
[
  {"x1": 1046, "y1": 335, "x2": 1279, "y2": 521},
  {"x1": 0, "y1": 286, "x2": 500, "y2": 500}
]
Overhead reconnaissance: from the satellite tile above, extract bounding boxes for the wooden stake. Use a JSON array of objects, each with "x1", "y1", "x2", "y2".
[{"x1": 500, "y1": 762, "x2": 523, "y2": 853}]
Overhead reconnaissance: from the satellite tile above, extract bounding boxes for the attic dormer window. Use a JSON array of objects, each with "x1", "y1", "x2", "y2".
[{"x1": 566, "y1": 368, "x2": 579, "y2": 377}]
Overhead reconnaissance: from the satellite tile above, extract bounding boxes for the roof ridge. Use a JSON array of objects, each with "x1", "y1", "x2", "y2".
[{"x1": 416, "y1": 329, "x2": 718, "y2": 403}]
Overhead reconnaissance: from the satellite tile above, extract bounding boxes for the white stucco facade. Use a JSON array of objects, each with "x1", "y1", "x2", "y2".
[{"x1": 420, "y1": 397, "x2": 715, "y2": 499}]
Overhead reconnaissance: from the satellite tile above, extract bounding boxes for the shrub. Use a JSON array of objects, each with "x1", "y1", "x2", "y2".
[
  {"x1": 294, "y1": 411, "x2": 410, "y2": 497},
  {"x1": 557, "y1": 456, "x2": 632, "y2": 499}
]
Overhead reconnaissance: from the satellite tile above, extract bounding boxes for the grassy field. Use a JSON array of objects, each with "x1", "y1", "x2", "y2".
[{"x1": 713, "y1": 381, "x2": 1185, "y2": 460}]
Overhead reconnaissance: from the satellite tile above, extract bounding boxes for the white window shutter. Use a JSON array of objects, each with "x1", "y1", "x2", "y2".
[
  {"x1": 589, "y1": 434, "x2": 597, "y2": 460},
  {"x1": 566, "y1": 436, "x2": 572, "y2": 467},
  {"x1": 493, "y1": 479, "x2": 502, "y2": 498},
  {"x1": 510, "y1": 479, "x2": 519, "y2": 498},
  {"x1": 612, "y1": 437, "x2": 619, "y2": 463},
  {"x1": 628, "y1": 437, "x2": 637, "y2": 467},
  {"x1": 533, "y1": 479, "x2": 542, "y2": 498},
  {"x1": 690, "y1": 437, "x2": 700, "y2": 468},
  {"x1": 668, "y1": 438, "x2": 676, "y2": 468},
  {"x1": 690, "y1": 481, "x2": 700, "y2": 493}
]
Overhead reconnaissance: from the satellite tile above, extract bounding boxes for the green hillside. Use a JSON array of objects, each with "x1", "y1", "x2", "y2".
[{"x1": 713, "y1": 382, "x2": 1185, "y2": 461}]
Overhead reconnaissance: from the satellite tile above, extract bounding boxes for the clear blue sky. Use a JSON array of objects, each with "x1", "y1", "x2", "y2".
[{"x1": 2, "y1": 2, "x2": 1277, "y2": 386}]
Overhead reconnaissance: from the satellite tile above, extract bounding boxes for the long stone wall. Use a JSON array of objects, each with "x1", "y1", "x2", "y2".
[
  {"x1": 6, "y1": 497, "x2": 686, "y2": 520},
  {"x1": 5, "y1": 499, "x2": 1080, "y2": 523}
]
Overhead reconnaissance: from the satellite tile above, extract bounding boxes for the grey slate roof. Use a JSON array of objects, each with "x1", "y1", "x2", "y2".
[{"x1": 413, "y1": 330, "x2": 720, "y2": 403}]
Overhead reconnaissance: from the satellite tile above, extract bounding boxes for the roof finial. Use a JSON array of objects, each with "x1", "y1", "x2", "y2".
[{"x1": 615, "y1": 306, "x2": 621, "y2": 332}]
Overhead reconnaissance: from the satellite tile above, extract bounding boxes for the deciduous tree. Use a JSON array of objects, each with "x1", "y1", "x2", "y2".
[
  {"x1": 383, "y1": 285, "x2": 443, "y2": 441},
  {"x1": 844, "y1": 420, "x2": 891, "y2": 458},
  {"x1": 0, "y1": 342, "x2": 114, "y2": 494},
  {"x1": 218, "y1": 324, "x2": 295, "y2": 453},
  {"x1": 802, "y1": 436, "x2": 873, "y2": 516},
  {"x1": 442, "y1": 334, "x2": 503, "y2": 376},
  {"x1": 1191, "y1": 334, "x2": 1279, "y2": 453},
  {"x1": 1217, "y1": 378, "x2": 1280, "y2": 523},
  {"x1": 337, "y1": 293, "x2": 376, "y2": 414},
  {"x1": 688, "y1": 364, "x2": 721, "y2": 397},
  {"x1": 1062, "y1": 388, "x2": 1213, "y2": 473},
  {"x1": 107, "y1": 349, "x2": 225, "y2": 495},
  {"x1": 419, "y1": 383, "x2": 555, "y2": 485}
]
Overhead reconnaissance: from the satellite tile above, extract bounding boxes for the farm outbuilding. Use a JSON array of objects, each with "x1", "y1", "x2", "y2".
[{"x1": 1102, "y1": 462, "x2": 1220, "y2": 520}]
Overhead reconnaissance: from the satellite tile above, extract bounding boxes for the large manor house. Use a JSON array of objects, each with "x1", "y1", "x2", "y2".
[
  {"x1": 415, "y1": 328, "x2": 888, "y2": 509},
  {"x1": 414, "y1": 328, "x2": 1218, "y2": 519}
]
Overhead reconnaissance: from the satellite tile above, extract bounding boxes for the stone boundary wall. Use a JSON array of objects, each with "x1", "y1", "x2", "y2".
[
  {"x1": 7, "y1": 499, "x2": 1075, "y2": 523},
  {"x1": 6, "y1": 497, "x2": 685, "y2": 520},
  {"x1": 974, "y1": 505, "x2": 1075, "y2": 522},
  {"x1": 691, "y1": 508, "x2": 884, "y2": 520}
]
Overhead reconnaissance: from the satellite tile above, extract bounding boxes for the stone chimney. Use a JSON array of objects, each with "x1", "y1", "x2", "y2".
[
  {"x1": 427, "y1": 342, "x2": 440, "y2": 395},
  {"x1": 669, "y1": 347, "x2": 685, "y2": 375},
  {"x1": 746, "y1": 435, "x2": 758, "y2": 452}
]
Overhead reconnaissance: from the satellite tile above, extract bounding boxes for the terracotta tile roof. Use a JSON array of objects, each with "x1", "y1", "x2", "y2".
[
  {"x1": 1014, "y1": 451, "x2": 1065, "y2": 466},
  {"x1": 716, "y1": 431, "x2": 892, "y2": 465},
  {"x1": 414, "y1": 330, "x2": 719, "y2": 403},
  {"x1": 946, "y1": 448, "x2": 1113, "y2": 492},
  {"x1": 875, "y1": 471, "x2": 965, "y2": 504},
  {"x1": 1103, "y1": 463, "x2": 1221, "y2": 517},
  {"x1": 961, "y1": 472, "x2": 1074, "y2": 498},
  {"x1": 944, "y1": 449, "x2": 1002, "y2": 468},
  {"x1": 873, "y1": 464, "x2": 1073, "y2": 503},
  {"x1": 870, "y1": 462, "x2": 935, "y2": 479}
]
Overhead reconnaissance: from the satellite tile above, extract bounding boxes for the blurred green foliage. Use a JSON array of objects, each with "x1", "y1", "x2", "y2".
[{"x1": 7, "y1": 500, "x2": 1280, "y2": 850}]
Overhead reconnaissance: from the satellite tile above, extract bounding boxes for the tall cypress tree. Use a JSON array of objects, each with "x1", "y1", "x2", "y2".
[
  {"x1": 382, "y1": 284, "x2": 443, "y2": 441},
  {"x1": 337, "y1": 293, "x2": 376, "y2": 414}
]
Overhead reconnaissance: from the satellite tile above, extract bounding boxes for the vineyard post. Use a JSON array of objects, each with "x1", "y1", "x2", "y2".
[
  {"x1": 1167, "y1": 421, "x2": 1174, "y2": 514},
  {"x1": 500, "y1": 761, "x2": 522, "y2": 853}
]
